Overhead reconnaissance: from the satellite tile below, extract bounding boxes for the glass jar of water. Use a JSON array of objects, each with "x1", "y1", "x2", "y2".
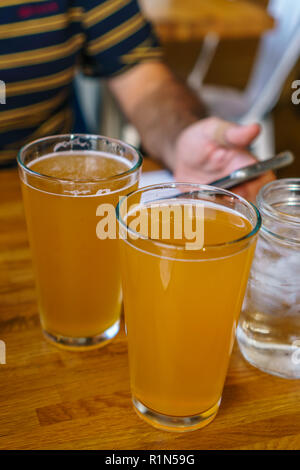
[{"x1": 237, "y1": 178, "x2": 300, "y2": 379}]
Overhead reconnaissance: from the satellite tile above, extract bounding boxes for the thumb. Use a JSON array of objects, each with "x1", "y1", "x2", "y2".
[{"x1": 225, "y1": 123, "x2": 261, "y2": 147}]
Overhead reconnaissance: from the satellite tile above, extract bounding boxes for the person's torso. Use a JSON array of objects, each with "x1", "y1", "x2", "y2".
[{"x1": 0, "y1": 1, "x2": 84, "y2": 164}]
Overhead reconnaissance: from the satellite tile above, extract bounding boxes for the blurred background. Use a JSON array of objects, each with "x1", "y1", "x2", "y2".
[
  {"x1": 76, "y1": 0, "x2": 299, "y2": 177},
  {"x1": 161, "y1": 0, "x2": 300, "y2": 179}
]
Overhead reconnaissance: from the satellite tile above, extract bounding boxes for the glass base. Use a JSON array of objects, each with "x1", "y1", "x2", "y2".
[
  {"x1": 132, "y1": 396, "x2": 220, "y2": 432},
  {"x1": 237, "y1": 326, "x2": 300, "y2": 379},
  {"x1": 43, "y1": 319, "x2": 120, "y2": 351}
]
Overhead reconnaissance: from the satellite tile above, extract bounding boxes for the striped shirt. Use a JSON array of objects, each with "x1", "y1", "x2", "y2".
[{"x1": 0, "y1": 0, "x2": 162, "y2": 165}]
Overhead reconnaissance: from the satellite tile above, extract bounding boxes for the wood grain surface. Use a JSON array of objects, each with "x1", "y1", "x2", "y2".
[
  {"x1": 0, "y1": 161, "x2": 300, "y2": 450},
  {"x1": 140, "y1": 0, "x2": 274, "y2": 42}
]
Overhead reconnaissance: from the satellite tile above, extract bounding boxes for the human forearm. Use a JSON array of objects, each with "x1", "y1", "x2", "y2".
[{"x1": 108, "y1": 62, "x2": 207, "y2": 170}]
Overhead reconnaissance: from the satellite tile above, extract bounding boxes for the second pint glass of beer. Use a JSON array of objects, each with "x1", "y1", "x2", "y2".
[
  {"x1": 117, "y1": 183, "x2": 261, "y2": 431},
  {"x1": 18, "y1": 135, "x2": 142, "y2": 350}
]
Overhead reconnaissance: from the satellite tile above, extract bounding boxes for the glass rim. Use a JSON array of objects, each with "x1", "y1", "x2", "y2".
[
  {"x1": 17, "y1": 133, "x2": 143, "y2": 184},
  {"x1": 257, "y1": 178, "x2": 300, "y2": 227},
  {"x1": 116, "y1": 182, "x2": 262, "y2": 251}
]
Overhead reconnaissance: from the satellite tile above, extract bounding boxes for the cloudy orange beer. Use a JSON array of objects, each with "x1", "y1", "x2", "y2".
[
  {"x1": 117, "y1": 184, "x2": 261, "y2": 431},
  {"x1": 18, "y1": 135, "x2": 142, "y2": 349}
]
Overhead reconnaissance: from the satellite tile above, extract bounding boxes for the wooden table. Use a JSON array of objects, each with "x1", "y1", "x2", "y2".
[
  {"x1": 140, "y1": 0, "x2": 275, "y2": 41},
  {"x1": 1, "y1": 161, "x2": 300, "y2": 450}
]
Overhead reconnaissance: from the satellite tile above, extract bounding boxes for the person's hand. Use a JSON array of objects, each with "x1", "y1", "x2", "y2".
[{"x1": 174, "y1": 117, "x2": 275, "y2": 202}]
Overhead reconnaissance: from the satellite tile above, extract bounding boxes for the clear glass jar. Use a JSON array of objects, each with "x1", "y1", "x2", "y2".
[{"x1": 237, "y1": 179, "x2": 300, "y2": 379}]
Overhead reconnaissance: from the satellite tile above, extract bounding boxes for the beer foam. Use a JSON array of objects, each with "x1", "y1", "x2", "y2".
[
  {"x1": 27, "y1": 150, "x2": 132, "y2": 180},
  {"x1": 23, "y1": 151, "x2": 135, "y2": 197}
]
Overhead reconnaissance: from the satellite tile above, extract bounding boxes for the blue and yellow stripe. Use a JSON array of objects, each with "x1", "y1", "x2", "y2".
[{"x1": 0, "y1": 0, "x2": 162, "y2": 164}]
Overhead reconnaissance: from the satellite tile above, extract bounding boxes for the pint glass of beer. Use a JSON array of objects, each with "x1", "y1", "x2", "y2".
[
  {"x1": 18, "y1": 135, "x2": 142, "y2": 350},
  {"x1": 116, "y1": 183, "x2": 261, "y2": 431}
]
